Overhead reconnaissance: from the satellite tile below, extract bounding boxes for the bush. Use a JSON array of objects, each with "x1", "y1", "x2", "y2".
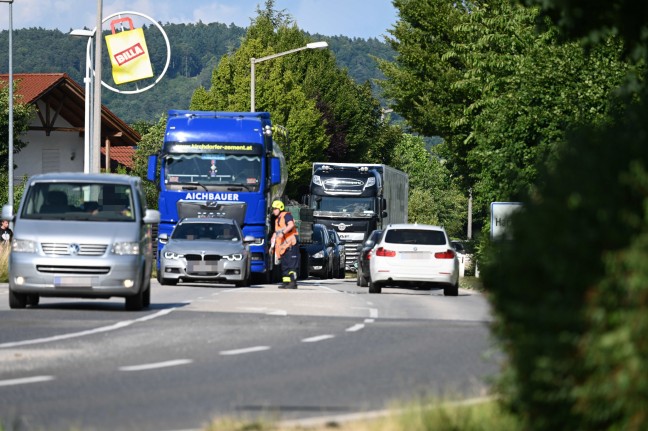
[{"x1": 482, "y1": 89, "x2": 648, "y2": 430}]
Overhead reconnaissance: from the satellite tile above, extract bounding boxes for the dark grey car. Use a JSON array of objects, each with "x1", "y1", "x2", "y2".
[
  {"x1": 328, "y1": 229, "x2": 346, "y2": 279},
  {"x1": 356, "y1": 229, "x2": 383, "y2": 287}
]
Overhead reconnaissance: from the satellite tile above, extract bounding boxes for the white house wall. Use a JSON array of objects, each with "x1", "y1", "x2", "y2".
[{"x1": 13, "y1": 99, "x2": 85, "y2": 185}]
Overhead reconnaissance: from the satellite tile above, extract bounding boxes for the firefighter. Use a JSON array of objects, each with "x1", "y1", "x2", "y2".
[{"x1": 270, "y1": 199, "x2": 299, "y2": 289}]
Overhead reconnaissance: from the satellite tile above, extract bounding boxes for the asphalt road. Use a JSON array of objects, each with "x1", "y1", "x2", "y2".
[{"x1": 0, "y1": 277, "x2": 497, "y2": 431}]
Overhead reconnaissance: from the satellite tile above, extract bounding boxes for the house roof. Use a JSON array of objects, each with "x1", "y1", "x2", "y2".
[
  {"x1": 0, "y1": 73, "x2": 140, "y2": 147},
  {"x1": 101, "y1": 146, "x2": 136, "y2": 170}
]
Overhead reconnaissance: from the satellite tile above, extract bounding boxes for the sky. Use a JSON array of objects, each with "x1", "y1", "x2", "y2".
[{"x1": 0, "y1": 0, "x2": 399, "y2": 40}]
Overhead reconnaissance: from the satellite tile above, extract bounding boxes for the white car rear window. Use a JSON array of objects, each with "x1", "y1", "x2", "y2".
[{"x1": 385, "y1": 229, "x2": 446, "y2": 245}]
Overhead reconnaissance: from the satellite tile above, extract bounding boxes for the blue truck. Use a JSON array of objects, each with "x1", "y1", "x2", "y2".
[{"x1": 147, "y1": 110, "x2": 287, "y2": 283}]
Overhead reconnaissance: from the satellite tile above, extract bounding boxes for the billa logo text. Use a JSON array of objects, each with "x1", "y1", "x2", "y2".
[{"x1": 114, "y1": 43, "x2": 146, "y2": 66}]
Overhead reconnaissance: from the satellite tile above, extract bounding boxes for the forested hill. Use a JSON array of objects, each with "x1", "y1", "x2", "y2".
[{"x1": 0, "y1": 23, "x2": 395, "y2": 124}]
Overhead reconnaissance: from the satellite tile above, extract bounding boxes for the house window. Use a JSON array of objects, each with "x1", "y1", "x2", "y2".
[{"x1": 42, "y1": 149, "x2": 60, "y2": 173}]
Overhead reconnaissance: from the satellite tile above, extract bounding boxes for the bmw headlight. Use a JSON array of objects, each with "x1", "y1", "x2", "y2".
[
  {"x1": 11, "y1": 238, "x2": 37, "y2": 253},
  {"x1": 112, "y1": 242, "x2": 140, "y2": 255},
  {"x1": 224, "y1": 253, "x2": 243, "y2": 261},
  {"x1": 313, "y1": 250, "x2": 325, "y2": 258},
  {"x1": 163, "y1": 250, "x2": 184, "y2": 260}
]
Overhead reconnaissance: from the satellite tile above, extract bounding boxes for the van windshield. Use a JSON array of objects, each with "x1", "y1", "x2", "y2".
[{"x1": 21, "y1": 182, "x2": 135, "y2": 221}]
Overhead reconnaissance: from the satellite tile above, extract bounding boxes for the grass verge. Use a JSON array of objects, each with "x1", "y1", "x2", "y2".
[{"x1": 202, "y1": 398, "x2": 520, "y2": 431}]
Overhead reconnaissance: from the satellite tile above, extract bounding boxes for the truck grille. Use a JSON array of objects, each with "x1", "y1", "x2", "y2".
[{"x1": 41, "y1": 243, "x2": 108, "y2": 256}]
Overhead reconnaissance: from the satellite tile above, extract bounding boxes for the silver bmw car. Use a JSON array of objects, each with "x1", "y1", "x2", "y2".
[{"x1": 158, "y1": 218, "x2": 253, "y2": 287}]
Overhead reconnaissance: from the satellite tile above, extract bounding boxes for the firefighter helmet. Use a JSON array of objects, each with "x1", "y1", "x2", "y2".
[{"x1": 271, "y1": 200, "x2": 285, "y2": 211}]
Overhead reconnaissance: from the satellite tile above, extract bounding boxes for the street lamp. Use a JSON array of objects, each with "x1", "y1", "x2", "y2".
[
  {"x1": 1, "y1": 0, "x2": 14, "y2": 206},
  {"x1": 92, "y1": 0, "x2": 103, "y2": 173},
  {"x1": 250, "y1": 41, "x2": 328, "y2": 112},
  {"x1": 69, "y1": 29, "x2": 94, "y2": 173}
]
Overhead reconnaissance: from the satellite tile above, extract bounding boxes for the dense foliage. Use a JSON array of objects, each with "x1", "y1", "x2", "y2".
[
  {"x1": 379, "y1": 0, "x2": 648, "y2": 429},
  {"x1": 379, "y1": 0, "x2": 634, "y2": 233}
]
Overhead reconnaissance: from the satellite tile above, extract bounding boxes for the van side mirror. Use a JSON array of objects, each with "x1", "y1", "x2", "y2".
[
  {"x1": 2, "y1": 204, "x2": 14, "y2": 221},
  {"x1": 143, "y1": 209, "x2": 161, "y2": 224}
]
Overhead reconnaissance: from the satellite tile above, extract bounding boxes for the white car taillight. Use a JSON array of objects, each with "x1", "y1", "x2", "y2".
[{"x1": 434, "y1": 249, "x2": 456, "y2": 259}]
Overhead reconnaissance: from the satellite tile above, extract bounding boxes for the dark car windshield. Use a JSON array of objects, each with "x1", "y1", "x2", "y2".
[
  {"x1": 172, "y1": 222, "x2": 240, "y2": 241},
  {"x1": 385, "y1": 229, "x2": 446, "y2": 245}
]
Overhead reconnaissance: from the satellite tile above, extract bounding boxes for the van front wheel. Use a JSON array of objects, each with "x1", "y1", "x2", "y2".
[
  {"x1": 9, "y1": 290, "x2": 27, "y2": 309},
  {"x1": 125, "y1": 289, "x2": 144, "y2": 311}
]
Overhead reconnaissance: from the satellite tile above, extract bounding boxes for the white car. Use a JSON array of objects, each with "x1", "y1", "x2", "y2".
[{"x1": 369, "y1": 224, "x2": 459, "y2": 295}]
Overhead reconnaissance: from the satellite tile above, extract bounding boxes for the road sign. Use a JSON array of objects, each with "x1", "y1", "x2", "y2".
[{"x1": 490, "y1": 202, "x2": 523, "y2": 240}]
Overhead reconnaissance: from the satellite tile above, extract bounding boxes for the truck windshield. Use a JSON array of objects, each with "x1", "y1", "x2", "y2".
[
  {"x1": 164, "y1": 154, "x2": 261, "y2": 191},
  {"x1": 312, "y1": 197, "x2": 374, "y2": 213},
  {"x1": 21, "y1": 182, "x2": 136, "y2": 222}
]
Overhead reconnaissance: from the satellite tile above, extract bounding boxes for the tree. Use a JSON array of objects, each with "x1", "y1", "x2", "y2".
[
  {"x1": 379, "y1": 0, "x2": 632, "y2": 233},
  {"x1": 133, "y1": 116, "x2": 166, "y2": 209},
  {"x1": 390, "y1": 134, "x2": 466, "y2": 237},
  {"x1": 0, "y1": 81, "x2": 35, "y2": 172}
]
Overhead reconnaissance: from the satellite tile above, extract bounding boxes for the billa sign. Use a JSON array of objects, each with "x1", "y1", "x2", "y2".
[{"x1": 105, "y1": 17, "x2": 154, "y2": 84}]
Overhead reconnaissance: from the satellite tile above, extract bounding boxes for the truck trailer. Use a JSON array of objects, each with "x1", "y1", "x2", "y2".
[{"x1": 306, "y1": 162, "x2": 408, "y2": 270}]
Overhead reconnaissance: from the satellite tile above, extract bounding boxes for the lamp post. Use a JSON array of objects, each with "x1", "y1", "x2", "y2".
[
  {"x1": 250, "y1": 41, "x2": 328, "y2": 112},
  {"x1": 69, "y1": 29, "x2": 94, "y2": 173},
  {"x1": 92, "y1": 0, "x2": 103, "y2": 173},
  {"x1": 1, "y1": 0, "x2": 14, "y2": 206}
]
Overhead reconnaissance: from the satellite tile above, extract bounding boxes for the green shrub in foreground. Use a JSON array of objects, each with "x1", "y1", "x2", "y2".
[{"x1": 482, "y1": 89, "x2": 648, "y2": 430}]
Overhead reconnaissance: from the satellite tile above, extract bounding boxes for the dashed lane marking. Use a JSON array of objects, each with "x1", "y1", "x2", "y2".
[
  {"x1": 220, "y1": 346, "x2": 270, "y2": 356},
  {"x1": 0, "y1": 375, "x2": 55, "y2": 387},
  {"x1": 119, "y1": 359, "x2": 193, "y2": 372}
]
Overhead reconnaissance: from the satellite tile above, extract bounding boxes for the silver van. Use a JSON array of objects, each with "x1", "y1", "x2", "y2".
[{"x1": 2, "y1": 173, "x2": 160, "y2": 310}]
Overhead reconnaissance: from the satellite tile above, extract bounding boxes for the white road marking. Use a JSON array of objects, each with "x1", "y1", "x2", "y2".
[
  {"x1": 364, "y1": 319, "x2": 375, "y2": 323},
  {"x1": 267, "y1": 310, "x2": 287, "y2": 316},
  {"x1": 346, "y1": 324, "x2": 365, "y2": 332},
  {"x1": 0, "y1": 375, "x2": 55, "y2": 387},
  {"x1": 0, "y1": 306, "x2": 187, "y2": 349},
  {"x1": 119, "y1": 359, "x2": 193, "y2": 372},
  {"x1": 317, "y1": 285, "x2": 341, "y2": 293},
  {"x1": 220, "y1": 346, "x2": 270, "y2": 356},
  {"x1": 302, "y1": 335, "x2": 335, "y2": 343}
]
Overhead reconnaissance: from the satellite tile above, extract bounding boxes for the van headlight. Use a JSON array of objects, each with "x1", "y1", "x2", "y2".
[
  {"x1": 112, "y1": 242, "x2": 140, "y2": 255},
  {"x1": 224, "y1": 253, "x2": 243, "y2": 261},
  {"x1": 11, "y1": 238, "x2": 37, "y2": 253},
  {"x1": 312, "y1": 250, "x2": 325, "y2": 258}
]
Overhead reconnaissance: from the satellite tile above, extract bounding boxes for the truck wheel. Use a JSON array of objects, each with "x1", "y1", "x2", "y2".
[
  {"x1": 443, "y1": 282, "x2": 459, "y2": 296},
  {"x1": 368, "y1": 281, "x2": 382, "y2": 294},
  {"x1": 9, "y1": 290, "x2": 28, "y2": 309}
]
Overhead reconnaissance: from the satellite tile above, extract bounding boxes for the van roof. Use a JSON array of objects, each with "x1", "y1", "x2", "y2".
[{"x1": 28, "y1": 172, "x2": 139, "y2": 185}]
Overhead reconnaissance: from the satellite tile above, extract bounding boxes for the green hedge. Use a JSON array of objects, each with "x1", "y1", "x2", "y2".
[{"x1": 482, "y1": 89, "x2": 648, "y2": 430}]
